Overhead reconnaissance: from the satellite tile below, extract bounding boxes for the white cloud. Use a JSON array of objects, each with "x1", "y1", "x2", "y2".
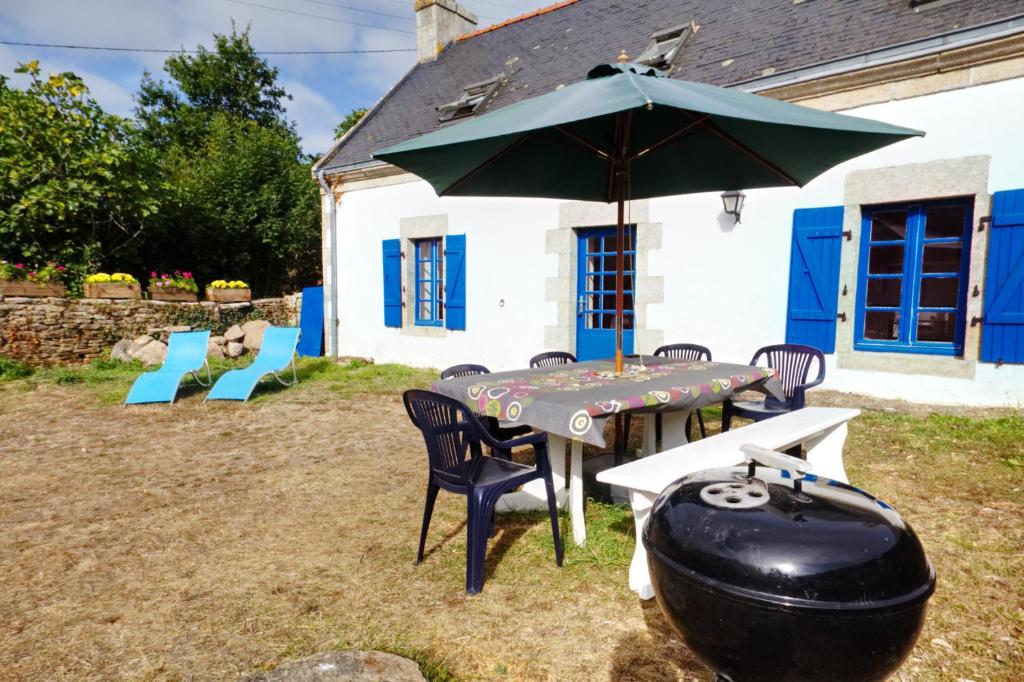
[{"x1": 281, "y1": 79, "x2": 341, "y2": 155}]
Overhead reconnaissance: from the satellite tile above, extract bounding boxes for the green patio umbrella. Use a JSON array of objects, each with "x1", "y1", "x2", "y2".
[{"x1": 375, "y1": 61, "x2": 923, "y2": 373}]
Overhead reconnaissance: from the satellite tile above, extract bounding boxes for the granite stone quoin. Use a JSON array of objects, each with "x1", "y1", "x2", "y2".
[{"x1": 0, "y1": 295, "x2": 301, "y2": 365}]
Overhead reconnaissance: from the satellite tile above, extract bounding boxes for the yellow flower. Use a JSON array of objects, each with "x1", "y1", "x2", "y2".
[
  {"x1": 210, "y1": 279, "x2": 228, "y2": 288},
  {"x1": 86, "y1": 273, "x2": 112, "y2": 283}
]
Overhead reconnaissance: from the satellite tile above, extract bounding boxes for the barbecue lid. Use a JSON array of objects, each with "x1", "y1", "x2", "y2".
[{"x1": 643, "y1": 445, "x2": 935, "y2": 611}]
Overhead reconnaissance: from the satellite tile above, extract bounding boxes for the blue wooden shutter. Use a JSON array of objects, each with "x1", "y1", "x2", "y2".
[
  {"x1": 981, "y1": 189, "x2": 1024, "y2": 364},
  {"x1": 445, "y1": 234, "x2": 466, "y2": 330},
  {"x1": 382, "y1": 238, "x2": 402, "y2": 328},
  {"x1": 786, "y1": 206, "x2": 844, "y2": 353}
]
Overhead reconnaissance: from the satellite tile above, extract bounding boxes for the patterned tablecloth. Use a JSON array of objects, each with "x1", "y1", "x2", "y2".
[{"x1": 431, "y1": 357, "x2": 783, "y2": 447}]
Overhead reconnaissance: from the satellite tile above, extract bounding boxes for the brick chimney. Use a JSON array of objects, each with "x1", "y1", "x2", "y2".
[{"x1": 414, "y1": 0, "x2": 477, "y2": 63}]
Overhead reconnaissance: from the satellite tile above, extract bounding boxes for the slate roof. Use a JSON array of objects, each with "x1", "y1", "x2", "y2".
[{"x1": 317, "y1": 0, "x2": 1024, "y2": 175}]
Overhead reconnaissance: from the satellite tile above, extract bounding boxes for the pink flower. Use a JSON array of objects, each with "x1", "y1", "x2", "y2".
[
  {"x1": 16, "y1": 263, "x2": 24, "y2": 268},
  {"x1": 56, "y1": 265, "x2": 65, "y2": 271},
  {"x1": 29, "y1": 271, "x2": 36, "y2": 277},
  {"x1": 156, "y1": 282, "x2": 163, "y2": 287},
  {"x1": 162, "y1": 273, "x2": 168, "y2": 279},
  {"x1": 150, "y1": 271, "x2": 157, "y2": 278},
  {"x1": 183, "y1": 272, "x2": 192, "y2": 278}
]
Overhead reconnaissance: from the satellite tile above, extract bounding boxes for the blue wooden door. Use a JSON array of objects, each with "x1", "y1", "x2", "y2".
[
  {"x1": 981, "y1": 188, "x2": 1024, "y2": 364},
  {"x1": 786, "y1": 207, "x2": 844, "y2": 353},
  {"x1": 576, "y1": 227, "x2": 635, "y2": 361}
]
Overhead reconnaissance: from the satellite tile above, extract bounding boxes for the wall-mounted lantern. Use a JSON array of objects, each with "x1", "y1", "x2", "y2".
[{"x1": 721, "y1": 190, "x2": 746, "y2": 223}]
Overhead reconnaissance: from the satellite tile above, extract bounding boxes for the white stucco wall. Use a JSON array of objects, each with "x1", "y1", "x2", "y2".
[{"x1": 327, "y1": 75, "x2": 1024, "y2": 407}]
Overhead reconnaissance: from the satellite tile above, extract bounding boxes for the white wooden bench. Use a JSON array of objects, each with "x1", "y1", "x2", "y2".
[{"x1": 596, "y1": 406, "x2": 860, "y2": 599}]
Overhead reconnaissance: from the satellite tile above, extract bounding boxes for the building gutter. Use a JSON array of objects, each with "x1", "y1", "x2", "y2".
[
  {"x1": 315, "y1": 168, "x2": 339, "y2": 358},
  {"x1": 734, "y1": 13, "x2": 1024, "y2": 93}
]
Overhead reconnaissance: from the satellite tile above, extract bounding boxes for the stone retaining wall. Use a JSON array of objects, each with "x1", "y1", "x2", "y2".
[{"x1": 0, "y1": 294, "x2": 301, "y2": 365}]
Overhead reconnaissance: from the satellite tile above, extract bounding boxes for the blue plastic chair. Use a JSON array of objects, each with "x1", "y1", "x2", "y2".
[
  {"x1": 529, "y1": 351, "x2": 576, "y2": 368},
  {"x1": 206, "y1": 327, "x2": 301, "y2": 402},
  {"x1": 403, "y1": 389, "x2": 563, "y2": 595},
  {"x1": 722, "y1": 343, "x2": 826, "y2": 431},
  {"x1": 654, "y1": 343, "x2": 713, "y2": 440},
  {"x1": 124, "y1": 331, "x2": 211, "y2": 405},
  {"x1": 439, "y1": 364, "x2": 533, "y2": 456}
]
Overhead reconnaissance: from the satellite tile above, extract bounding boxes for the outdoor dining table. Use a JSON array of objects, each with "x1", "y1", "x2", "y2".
[{"x1": 431, "y1": 356, "x2": 783, "y2": 546}]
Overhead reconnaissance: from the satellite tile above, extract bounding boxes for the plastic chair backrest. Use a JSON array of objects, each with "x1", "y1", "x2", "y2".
[
  {"x1": 529, "y1": 351, "x2": 576, "y2": 368},
  {"x1": 404, "y1": 389, "x2": 487, "y2": 487},
  {"x1": 250, "y1": 327, "x2": 300, "y2": 370},
  {"x1": 654, "y1": 343, "x2": 712, "y2": 362},
  {"x1": 164, "y1": 331, "x2": 211, "y2": 371},
  {"x1": 750, "y1": 343, "x2": 825, "y2": 398},
  {"x1": 440, "y1": 364, "x2": 490, "y2": 380}
]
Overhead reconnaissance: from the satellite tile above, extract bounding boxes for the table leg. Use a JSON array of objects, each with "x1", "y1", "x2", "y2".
[
  {"x1": 660, "y1": 410, "x2": 692, "y2": 450},
  {"x1": 629, "y1": 489, "x2": 657, "y2": 600},
  {"x1": 570, "y1": 439, "x2": 585, "y2": 546},
  {"x1": 639, "y1": 414, "x2": 656, "y2": 457},
  {"x1": 496, "y1": 432, "x2": 568, "y2": 512}
]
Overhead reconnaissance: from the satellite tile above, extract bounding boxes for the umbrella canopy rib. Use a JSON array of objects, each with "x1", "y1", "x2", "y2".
[
  {"x1": 631, "y1": 114, "x2": 709, "y2": 161},
  {"x1": 704, "y1": 119, "x2": 804, "y2": 187},
  {"x1": 440, "y1": 134, "x2": 531, "y2": 197}
]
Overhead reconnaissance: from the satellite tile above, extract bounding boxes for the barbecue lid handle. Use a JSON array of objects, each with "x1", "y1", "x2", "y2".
[{"x1": 740, "y1": 444, "x2": 810, "y2": 476}]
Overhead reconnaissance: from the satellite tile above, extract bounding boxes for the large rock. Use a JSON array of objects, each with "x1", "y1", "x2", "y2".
[
  {"x1": 224, "y1": 324, "x2": 245, "y2": 342},
  {"x1": 242, "y1": 319, "x2": 271, "y2": 351},
  {"x1": 134, "y1": 339, "x2": 168, "y2": 366},
  {"x1": 110, "y1": 339, "x2": 135, "y2": 363},
  {"x1": 244, "y1": 651, "x2": 425, "y2": 682},
  {"x1": 207, "y1": 341, "x2": 225, "y2": 360},
  {"x1": 226, "y1": 341, "x2": 245, "y2": 358},
  {"x1": 210, "y1": 335, "x2": 226, "y2": 346},
  {"x1": 133, "y1": 334, "x2": 154, "y2": 348}
]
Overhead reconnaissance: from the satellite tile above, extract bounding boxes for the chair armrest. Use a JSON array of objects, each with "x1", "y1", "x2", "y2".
[{"x1": 479, "y1": 428, "x2": 547, "y2": 452}]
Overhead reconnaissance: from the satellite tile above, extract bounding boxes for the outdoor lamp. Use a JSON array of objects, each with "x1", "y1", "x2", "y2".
[{"x1": 721, "y1": 190, "x2": 746, "y2": 223}]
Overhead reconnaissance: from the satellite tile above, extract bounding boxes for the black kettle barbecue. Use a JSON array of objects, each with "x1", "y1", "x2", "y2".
[{"x1": 643, "y1": 444, "x2": 935, "y2": 682}]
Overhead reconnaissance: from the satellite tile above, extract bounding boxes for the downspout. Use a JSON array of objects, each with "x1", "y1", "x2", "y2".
[{"x1": 315, "y1": 168, "x2": 340, "y2": 358}]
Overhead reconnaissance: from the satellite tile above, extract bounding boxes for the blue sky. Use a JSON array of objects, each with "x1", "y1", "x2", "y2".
[{"x1": 0, "y1": 0, "x2": 542, "y2": 155}]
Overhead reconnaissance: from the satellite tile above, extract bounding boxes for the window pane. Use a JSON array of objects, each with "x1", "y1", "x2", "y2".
[
  {"x1": 587, "y1": 256, "x2": 600, "y2": 273},
  {"x1": 870, "y1": 211, "x2": 907, "y2": 241},
  {"x1": 624, "y1": 253, "x2": 635, "y2": 272},
  {"x1": 436, "y1": 255, "x2": 443, "y2": 283},
  {"x1": 864, "y1": 310, "x2": 900, "y2": 340},
  {"x1": 623, "y1": 293, "x2": 634, "y2": 311},
  {"x1": 921, "y1": 243, "x2": 961, "y2": 273},
  {"x1": 604, "y1": 234, "x2": 617, "y2": 252},
  {"x1": 925, "y1": 205, "x2": 967, "y2": 239},
  {"x1": 920, "y1": 277, "x2": 959, "y2": 308},
  {"x1": 600, "y1": 314, "x2": 615, "y2": 329},
  {"x1": 868, "y1": 245, "x2": 904, "y2": 274},
  {"x1": 585, "y1": 276, "x2": 599, "y2": 293},
  {"x1": 623, "y1": 275, "x2": 634, "y2": 291},
  {"x1": 623, "y1": 313, "x2": 634, "y2": 330},
  {"x1": 418, "y1": 300, "x2": 431, "y2": 319},
  {"x1": 418, "y1": 241, "x2": 431, "y2": 259},
  {"x1": 585, "y1": 313, "x2": 598, "y2": 329},
  {"x1": 866, "y1": 279, "x2": 901, "y2": 307},
  {"x1": 587, "y1": 236, "x2": 601, "y2": 253},
  {"x1": 602, "y1": 293, "x2": 616, "y2": 311},
  {"x1": 587, "y1": 294, "x2": 600, "y2": 311},
  {"x1": 602, "y1": 274, "x2": 616, "y2": 291},
  {"x1": 917, "y1": 311, "x2": 956, "y2": 342},
  {"x1": 602, "y1": 255, "x2": 618, "y2": 273}
]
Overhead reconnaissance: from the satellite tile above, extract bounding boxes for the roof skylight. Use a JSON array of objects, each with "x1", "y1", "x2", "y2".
[
  {"x1": 636, "y1": 22, "x2": 694, "y2": 71},
  {"x1": 437, "y1": 75, "x2": 504, "y2": 122}
]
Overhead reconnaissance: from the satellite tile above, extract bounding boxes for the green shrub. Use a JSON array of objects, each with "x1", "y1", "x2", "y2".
[{"x1": 0, "y1": 356, "x2": 33, "y2": 380}]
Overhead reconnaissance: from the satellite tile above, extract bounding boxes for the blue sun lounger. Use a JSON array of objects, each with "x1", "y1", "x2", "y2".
[
  {"x1": 206, "y1": 326, "x2": 301, "y2": 402},
  {"x1": 124, "y1": 330, "x2": 212, "y2": 405}
]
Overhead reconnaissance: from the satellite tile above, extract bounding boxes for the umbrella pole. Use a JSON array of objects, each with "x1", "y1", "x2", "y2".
[{"x1": 615, "y1": 188, "x2": 625, "y2": 375}]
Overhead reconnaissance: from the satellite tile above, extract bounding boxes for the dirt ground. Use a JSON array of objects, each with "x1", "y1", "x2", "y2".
[{"x1": 0, "y1": 379, "x2": 1021, "y2": 681}]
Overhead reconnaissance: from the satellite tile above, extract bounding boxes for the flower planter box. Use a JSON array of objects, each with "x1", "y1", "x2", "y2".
[
  {"x1": 0, "y1": 281, "x2": 65, "y2": 298},
  {"x1": 205, "y1": 287, "x2": 252, "y2": 303},
  {"x1": 148, "y1": 286, "x2": 198, "y2": 302},
  {"x1": 84, "y1": 282, "x2": 141, "y2": 299}
]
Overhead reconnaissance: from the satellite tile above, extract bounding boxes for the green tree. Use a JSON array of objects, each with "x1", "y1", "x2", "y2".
[
  {"x1": 334, "y1": 107, "x2": 366, "y2": 139},
  {"x1": 0, "y1": 61, "x2": 160, "y2": 286},
  {"x1": 136, "y1": 27, "x2": 320, "y2": 295}
]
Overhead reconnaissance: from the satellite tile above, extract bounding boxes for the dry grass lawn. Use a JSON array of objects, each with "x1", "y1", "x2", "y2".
[{"x1": 0, "y1": 359, "x2": 1021, "y2": 681}]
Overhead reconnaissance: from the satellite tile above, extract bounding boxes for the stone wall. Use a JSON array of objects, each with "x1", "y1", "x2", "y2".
[{"x1": 0, "y1": 294, "x2": 301, "y2": 365}]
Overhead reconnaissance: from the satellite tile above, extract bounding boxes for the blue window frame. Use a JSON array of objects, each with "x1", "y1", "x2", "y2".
[
  {"x1": 855, "y1": 199, "x2": 973, "y2": 356},
  {"x1": 414, "y1": 238, "x2": 444, "y2": 326}
]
